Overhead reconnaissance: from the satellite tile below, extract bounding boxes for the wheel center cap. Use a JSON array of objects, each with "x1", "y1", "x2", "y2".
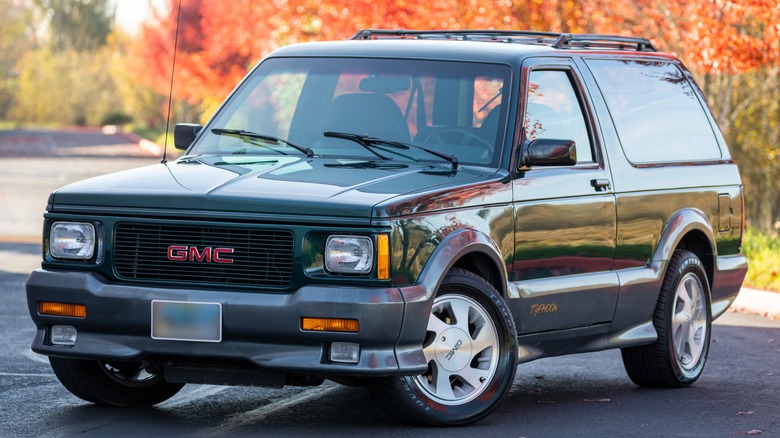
[{"x1": 435, "y1": 327, "x2": 472, "y2": 372}]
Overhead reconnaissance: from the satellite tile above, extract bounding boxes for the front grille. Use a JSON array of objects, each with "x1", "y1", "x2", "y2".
[{"x1": 114, "y1": 223, "x2": 294, "y2": 288}]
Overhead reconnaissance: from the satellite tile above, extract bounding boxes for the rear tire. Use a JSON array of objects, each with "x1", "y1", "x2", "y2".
[
  {"x1": 368, "y1": 268, "x2": 517, "y2": 425},
  {"x1": 621, "y1": 249, "x2": 712, "y2": 387},
  {"x1": 50, "y1": 357, "x2": 184, "y2": 406}
]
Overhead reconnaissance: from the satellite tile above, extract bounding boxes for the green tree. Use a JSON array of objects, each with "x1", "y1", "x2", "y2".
[
  {"x1": 34, "y1": 0, "x2": 114, "y2": 51},
  {"x1": 0, "y1": 0, "x2": 36, "y2": 120},
  {"x1": 9, "y1": 43, "x2": 125, "y2": 126},
  {"x1": 7, "y1": 0, "x2": 136, "y2": 126}
]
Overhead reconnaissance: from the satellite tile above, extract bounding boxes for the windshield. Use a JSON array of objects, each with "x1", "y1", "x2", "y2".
[{"x1": 189, "y1": 57, "x2": 511, "y2": 167}]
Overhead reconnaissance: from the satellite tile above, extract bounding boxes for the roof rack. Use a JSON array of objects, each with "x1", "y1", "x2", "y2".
[{"x1": 349, "y1": 29, "x2": 657, "y2": 52}]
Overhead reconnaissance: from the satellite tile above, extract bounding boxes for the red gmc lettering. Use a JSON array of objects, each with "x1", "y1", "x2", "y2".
[
  {"x1": 167, "y1": 245, "x2": 234, "y2": 263},
  {"x1": 167, "y1": 245, "x2": 188, "y2": 261},
  {"x1": 189, "y1": 246, "x2": 212, "y2": 262},
  {"x1": 213, "y1": 248, "x2": 234, "y2": 263}
]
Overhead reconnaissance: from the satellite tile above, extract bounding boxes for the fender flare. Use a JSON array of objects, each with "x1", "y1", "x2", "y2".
[
  {"x1": 400, "y1": 228, "x2": 508, "y2": 305},
  {"x1": 652, "y1": 208, "x2": 716, "y2": 267}
]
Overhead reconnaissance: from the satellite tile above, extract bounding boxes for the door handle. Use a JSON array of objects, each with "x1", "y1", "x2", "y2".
[{"x1": 590, "y1": 179, "x2": 611, "y2": 191}]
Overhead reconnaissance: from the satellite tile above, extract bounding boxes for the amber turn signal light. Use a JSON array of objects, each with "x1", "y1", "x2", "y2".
[
  {"x1": 377, "y1": 234, "x2": 390, "y2": 280},
  {"x1": 39, "y1": 302, "x2": 86, "y2": 318},
  {"x1": 301, "y1": 317, "x2": 359, "y2": 333}
]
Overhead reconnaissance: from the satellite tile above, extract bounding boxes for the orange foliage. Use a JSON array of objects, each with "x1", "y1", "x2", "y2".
[
  {"x1": 127, "y1": 0, "x2": 780, "y2": 107},
  {"x1": 586, "y1": 0, "x2": 780, "y2": 74}
]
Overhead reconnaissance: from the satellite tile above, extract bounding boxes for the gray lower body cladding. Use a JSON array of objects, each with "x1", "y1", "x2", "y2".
[{"x1": 26, "y1": 269, "x2": 428, "y2": 380}]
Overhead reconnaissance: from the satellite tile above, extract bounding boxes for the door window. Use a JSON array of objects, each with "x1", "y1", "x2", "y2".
[{"x1": 525, "y1": 70, "x2": 593, "y2": 163}]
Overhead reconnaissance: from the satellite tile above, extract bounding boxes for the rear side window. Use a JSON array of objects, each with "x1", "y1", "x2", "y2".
[{"x1": 585, "y1": 59, "x2": 721, "y2": 164}]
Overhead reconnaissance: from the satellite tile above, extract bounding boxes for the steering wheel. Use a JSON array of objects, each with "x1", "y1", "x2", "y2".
[{"x1": 421, "y1": 128, "x2": 493, "y2": 160}]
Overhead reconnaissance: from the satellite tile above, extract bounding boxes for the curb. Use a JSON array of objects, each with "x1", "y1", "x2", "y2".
[
  {"x1": 117, "y1": 131, "x2": 163, "y2": 157},
  {"x1": 730, "y1": 287, "x2": 780, "y2": 320}
]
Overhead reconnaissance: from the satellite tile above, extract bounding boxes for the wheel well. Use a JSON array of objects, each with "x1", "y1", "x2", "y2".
[
  {"x1": 676, "y1": 230, "x2": 715, "y2": 288},
  {"x1": 451, "y1": 252, "x2": 506, "y2": 298}
]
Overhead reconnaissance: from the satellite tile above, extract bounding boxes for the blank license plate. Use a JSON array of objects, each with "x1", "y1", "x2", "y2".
[{"x1": 151, "y1": 300, "x2": 222, "y2": 342}]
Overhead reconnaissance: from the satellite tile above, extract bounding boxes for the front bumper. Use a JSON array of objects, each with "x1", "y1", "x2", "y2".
[{"x1": 26, "y1": 269, "x2": 429, "y2": 378}]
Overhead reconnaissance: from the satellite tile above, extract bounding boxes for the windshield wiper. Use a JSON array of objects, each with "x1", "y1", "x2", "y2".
[
  {"x1": 212, "y1": 128, "x2": 314, "y2": 157},
  {"x1": 320, "y1": 131, "x2": 391, "y2": 160},
  {"x1": 323, "y1": 131, "x2": 458, "y2": 169},
  {"x1": 324, "y1": 160, "x2": 408, "y2": 170}
]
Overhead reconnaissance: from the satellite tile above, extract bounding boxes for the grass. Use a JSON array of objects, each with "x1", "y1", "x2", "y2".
[{"x1": 742, "y1": 227, "x2": 780, "y2": 292}]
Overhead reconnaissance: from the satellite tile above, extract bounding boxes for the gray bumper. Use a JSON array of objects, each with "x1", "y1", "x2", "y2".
[
  {"x1": 710, "y1": 254, "x2": 749, "y2": 319},
  {"x1": 26, "y1": 269, "x2": 428, "y2": 377}
]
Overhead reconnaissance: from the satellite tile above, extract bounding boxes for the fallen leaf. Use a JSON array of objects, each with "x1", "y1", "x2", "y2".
[
  {"x1": 584, "y1": 398, "x2": 611, "y2": 402},
  {"x1": 737, "y1": 411, "x2": 754, "y2": 415},
  {"x1": 534, "y1": 375, "x2": 544, "y2": 380},
  {"x1": 745, "y1": 430, "x2": 762, "y2": 436}
]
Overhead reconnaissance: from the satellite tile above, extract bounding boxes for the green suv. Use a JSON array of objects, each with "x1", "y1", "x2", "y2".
[{"x1": 27, "y1": 30, "x2": 748, "y2": 425}]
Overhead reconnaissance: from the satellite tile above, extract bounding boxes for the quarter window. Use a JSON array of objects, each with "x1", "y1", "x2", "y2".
[
  {"x1": 585, "y1": 59, "x2": 721, "y2": 163},
  {"x1": 525, "y1": 70, "x2": 593, "y2": 163}
]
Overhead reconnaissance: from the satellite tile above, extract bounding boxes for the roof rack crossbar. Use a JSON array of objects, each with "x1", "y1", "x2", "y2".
[
  {"x1": 349, "y1": 29, "x2": 658, "y2": 52},
  {"x1": 553, "y1": 33, "x2": 657, "y2": 52}
]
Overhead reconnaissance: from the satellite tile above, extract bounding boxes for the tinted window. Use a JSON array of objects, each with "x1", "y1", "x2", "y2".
[
  {"x1": 525, "y1": 70, "x2": 593, "y2": 163},
  {"x1": 586, "y1": 59, "x2": 721, "y2": 163}
]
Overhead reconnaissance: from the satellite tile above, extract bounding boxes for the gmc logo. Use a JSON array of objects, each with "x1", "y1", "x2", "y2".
[{"x1": 167, "y1": 245, "x2": 234, "y2": 263}]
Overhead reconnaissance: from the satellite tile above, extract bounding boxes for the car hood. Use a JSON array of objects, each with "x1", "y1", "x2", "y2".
[{"x1": 49, "y1": 156, "x2": 492, "y2": 220}]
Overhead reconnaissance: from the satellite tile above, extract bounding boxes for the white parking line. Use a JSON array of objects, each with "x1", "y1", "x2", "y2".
[
  {"x1": 205, "y1": 384, "x2": 339, "y2": 436},
  {"x1": 0, "y1": 372, "x2": 55, "y2": 377},
  {"x1": 22, "y1": 349, "x2": 50, "y2": 364},
  {"x1": 159, "y1": 385, "x2": 230, "y2": 408}
]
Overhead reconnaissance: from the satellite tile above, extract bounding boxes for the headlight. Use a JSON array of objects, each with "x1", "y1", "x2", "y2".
[
  {"x1": 50, "y1": 222, "x2": 95, "y2": 260},
  {"x1": 325, "y1": 235, "x2": 373, "y2": 274}
]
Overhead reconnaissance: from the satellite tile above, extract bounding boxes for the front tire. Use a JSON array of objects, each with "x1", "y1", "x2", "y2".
[
  {"x1": 621, "y1": 249, "x2": 712, "y2": 387},
  {"x1": 368, "y1": 268, "x2": 518, "y2": 425},
  {"x1": 50, "y1": 357, "x2": 184, "y2": 406}
]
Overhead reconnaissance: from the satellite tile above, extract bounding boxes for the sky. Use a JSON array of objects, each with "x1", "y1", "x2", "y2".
[{"x1": 112, "y1": 0, "x2": 163, "y2": 34}]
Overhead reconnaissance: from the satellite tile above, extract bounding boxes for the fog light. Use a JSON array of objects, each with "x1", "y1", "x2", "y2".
[
  {"x1": 330, "y1": 342, "x2": 360, "y2": 364},
  {"x1": 51, "y1": 325, "x2": 77, "y2": 346}
]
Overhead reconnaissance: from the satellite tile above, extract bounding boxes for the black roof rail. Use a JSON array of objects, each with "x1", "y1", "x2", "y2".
[
  {"x1": 553, "y1": 33, "x2": 657, "y2": 52},
  {"x1": 349, "y1": 29, "x2": 657, "y2": 52},
  {"x1": 350, "y1": 29, "x2": 561, "y2": 44}
]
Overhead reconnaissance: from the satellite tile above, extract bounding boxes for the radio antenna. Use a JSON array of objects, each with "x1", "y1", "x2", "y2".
[{"x1": 161, "y1": 0, "x2": 183, "y2": 164}]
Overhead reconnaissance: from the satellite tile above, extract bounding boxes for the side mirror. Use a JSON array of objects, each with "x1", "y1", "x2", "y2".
[
  {"x1": 524, "y1": 138, "x2": 577, "y2": 167},
  {"x1": 174, "y1": 123, "x2": 203, "y2": 150}
]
